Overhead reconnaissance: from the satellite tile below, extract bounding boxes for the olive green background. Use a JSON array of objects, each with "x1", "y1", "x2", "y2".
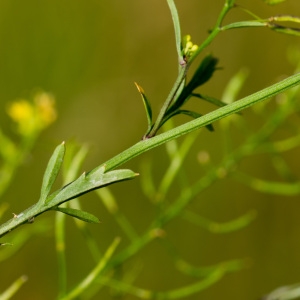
[{"x1": 1, "y1": 0, "x2": 300, "y2": 299}]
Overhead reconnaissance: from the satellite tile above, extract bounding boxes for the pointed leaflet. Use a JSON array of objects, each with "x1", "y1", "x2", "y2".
[
  {"x1": 183, "y1": 54, "x2": 219, "y2": 94},
  {"x1": 54, "y1": 207, "x2": 100, "y2": 223},
  {"x1": 39, "y1": 142, "x2": 65, "y2": 205},
  {"x1": 46, "y1": 165, "x2": 138, "y2": 206},
  {"x1": 134, "y1": 82, "x2": 153, "y2": 135}
]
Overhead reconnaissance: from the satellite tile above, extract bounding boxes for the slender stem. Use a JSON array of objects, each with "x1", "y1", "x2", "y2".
[
  {"x1": 55, "y1": 209, "x2": 67, "y2": 298},
  {"x1": 62, "y1": 237, "x2": 120, "y2": 300},
  {"x1": 102, "y1": 72, "x2": 300, "y2": 172},
  {"x1": 188, "y1": 1, "x2": 233, "y2": 66},
  {"x1": 0, "y1": 72, "x2": 300, "y2": 240},
  {"x1": 147, "y1": 1, "x2": 234, "y2": 139}
]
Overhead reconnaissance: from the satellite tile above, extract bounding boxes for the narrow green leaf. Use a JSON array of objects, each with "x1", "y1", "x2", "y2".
[
  {"x1": 269, "y1": 24, "x2": 300, "y2": 37},
  {"x1": 39, "y1": 142, "x2": 65, "y2": 205},
  {"x1": 166, "y1": 0, "x2": 182, "y2": 61},
  {"x1": 192, "y1": 93, "x2": 227, "y2": 107},
  {"x1": 47, "y1": 166, "x2": 138, "y2": 206},
  {"x1": 161, "y1": 110, "x2": 214, "y2": 132},
  {"x1": 177, "y1": 110, "x2": 214, "y2": 131},
  {"x1": 167, "y1": 55, "x2": 219, "y2": 115},
  {"x1": 99, "y1": 72, "x2": 300, "y2": 173},
  {"x1": 134, "y1": 82, "x2": 153, "y2": 136},
  {"x1": 185, "y1": 55, "x2": 219, "y2": 92},
  {"x1": 267, "y1": 15, "x2": 300, "y2": 37},
  {"x1": 263, "y1": 0, "x2": 286, "y2": 5},
  {"x1": 55, "y1": 207, "x2": 100, "y2": 223}
]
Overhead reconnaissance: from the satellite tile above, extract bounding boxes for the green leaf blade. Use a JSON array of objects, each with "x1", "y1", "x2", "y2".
[
  {"x1": 47, "y1": 166, "x2": 138, "y2": 206},
  {"x1": 167, "y1": 55, "x2": 219, "y2": 116},
  {"x1": 134, "y1": 82, "x2": 153, "y2": 136},
  {"x1": 166, "y1": 0, "x2": 182, "y2": 61},
  {"x1": 55, "y1": 207, "x2": 100, "y2": 223},
  {"x1": 192, "y1": 93, "x2": 227, "y2": 108},
  {"x1": 161, "y1": 110, "x2": 214, "y2": 132},
  {"x1": 263, "y1": 0, "x2": 286, "y2": 5},
  {"x1": 39, "y1": 142, "x2": 65, "y2": 205}
]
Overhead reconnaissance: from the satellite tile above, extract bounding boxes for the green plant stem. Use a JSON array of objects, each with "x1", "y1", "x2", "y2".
[
  {"x1": 0, "y1": 275, "x2": 28, "y2": 300},
  {"x1": 101, "y1": 92, "x2": 300, "y2": 273},
  {"x1": 155, "y1": 131, "x2": 199, "y2": 202},
  {"x1": 55, "y1": 209, "x2": 67, "y2": 298},
  {"x1": 102, "y1": 140, "x2": 244, "y2": 274},
  {"x1": 137, "y1": 0, "x2": 238, "y2": 139},
  {"x1": 188, "y1": 0, "x2": 234, "y2": 66},
  {"x1": 102, "y1": 72, "x2": 300, "y2": 172},
  {"x1": 166, "y1": 0, "x2": 182, "y2": 61},
  {"x1": 99, "y1": 267, "x2": 225, "y2": 299},
  {"x1": 0, "y1": 71, "x2": 299, "y2": 240},
  {"x1": 147, "y1": 66, "x2": 188, "y2": 138},
  {"x1": 61, "y1": 237, "x2": 120, "y2": 300}
]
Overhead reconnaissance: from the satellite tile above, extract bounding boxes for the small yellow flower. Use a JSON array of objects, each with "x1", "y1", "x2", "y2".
[
  {"x1": 181, "y1": 34, "x2": 199, "y2": 61},
  {"x1": 7, "y1": 92, "x2": 57, "y2": 136}
]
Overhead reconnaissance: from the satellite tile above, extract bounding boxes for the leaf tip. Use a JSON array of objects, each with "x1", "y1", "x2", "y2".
[{"x1": 134, "y1": 82, "x2": 144, "y2": 94}]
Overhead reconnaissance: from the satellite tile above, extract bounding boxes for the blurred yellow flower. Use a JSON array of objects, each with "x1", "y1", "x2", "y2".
[
  {"x1": 34, "y1": 92, "x2": 57, "y2": 126},
  {"x1": 7, "y1": 92, "x2": 57, "y2": 135}
]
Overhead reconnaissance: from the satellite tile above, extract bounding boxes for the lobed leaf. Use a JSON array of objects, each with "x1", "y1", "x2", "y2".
[{"x1": 46, "y1": 166, "x2": 138, "y2": 206}]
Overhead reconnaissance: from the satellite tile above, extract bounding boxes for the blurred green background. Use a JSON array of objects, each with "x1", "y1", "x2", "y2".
[{"x1": 1, "y1": 0, "x2": 300, "y2": 299}]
